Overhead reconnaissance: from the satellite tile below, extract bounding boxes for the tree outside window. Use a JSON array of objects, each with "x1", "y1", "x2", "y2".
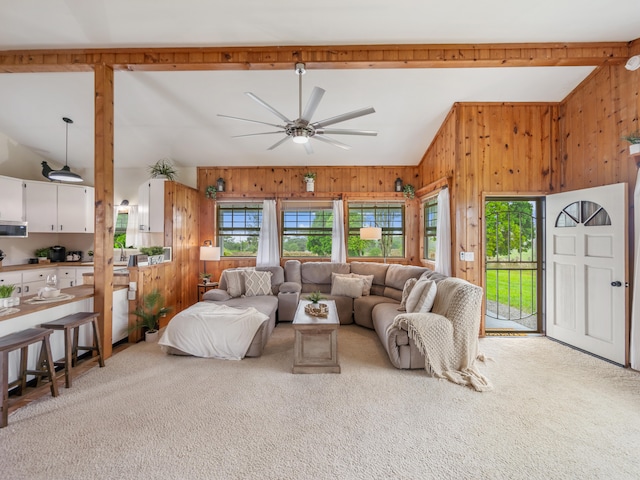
[
  {"x1": 348, "y1": 202, "x2": 404, "y2": 258},
  {"x1": 281, "y1": 201, "x2": 333, "y2": 257}
]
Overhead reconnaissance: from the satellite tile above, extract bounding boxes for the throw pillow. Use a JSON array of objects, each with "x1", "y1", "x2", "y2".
[
  {"x1": 225, "y1": 270, "x2": 246, "y2": 298},
  {"x1": 330, "y1": 275, "x2": 364, "y2": 299},
  {"x1": 243, "y1": 270, "x2": 273, "y2": 297},
  {"x1": 397, "y1": 277, "x2": 418, "y2": 311},
  {"x1": 405, "y1": 279, "x2": 437, "y2": 313},
  {"x1": 351, "y1": 273, "x2": 374, "y2": 296},
  {"x1": 202, "y1": 289, "x2": 231, "y2": 302}
]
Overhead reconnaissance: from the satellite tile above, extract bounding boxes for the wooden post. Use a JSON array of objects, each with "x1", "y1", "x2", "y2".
[{"x1": 94, "y1": 63, "x2": 115, "y2": 359}]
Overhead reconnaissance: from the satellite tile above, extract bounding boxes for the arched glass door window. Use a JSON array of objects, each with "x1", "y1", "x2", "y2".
[{"x1": 555, "y1": 201, "x2": 611, "y2": 227}]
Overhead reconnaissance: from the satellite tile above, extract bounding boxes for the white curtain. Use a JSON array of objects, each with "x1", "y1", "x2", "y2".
[
  {"x1": 125, "y1": 205, "x2": 140, "y2": 248},
  {"x1": 331, "y1": 199, "x2": 346, "y2": 263},
  {"x1": 256, "y1": 199, "x2": 280, "y2": 267},
  {"x1": 631, "y1": 170, "x2": 640, "y2": 369},
  {"x1": 435, "y1": 187, "x2": 452, "y2": 276}
]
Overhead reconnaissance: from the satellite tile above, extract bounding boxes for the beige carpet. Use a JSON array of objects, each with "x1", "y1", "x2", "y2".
[{"x1": 1, "y1": 324, "x2": 639, "y2": 479}]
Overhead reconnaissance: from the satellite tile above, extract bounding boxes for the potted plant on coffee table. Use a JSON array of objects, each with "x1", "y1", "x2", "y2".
[{"x1": 128, "y1": 289, "x2": 171, "y2": 342}]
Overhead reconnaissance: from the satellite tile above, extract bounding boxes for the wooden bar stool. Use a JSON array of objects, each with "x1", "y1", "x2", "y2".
[
  {"x1": 0, "y1": 328, "x2": 59, "y2": 428},
  {"x1": 40, "y1": 312, "x2": 105, "y2": 389}
]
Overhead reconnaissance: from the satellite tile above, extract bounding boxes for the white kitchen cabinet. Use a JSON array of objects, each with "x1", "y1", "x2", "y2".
[
  {"x1": 0, "y1": 175, "x2": 24, "y2": 221},
  {"x1": 138, "y1": 178, "x2": 166, "y2": 233},
  {"x1": 57, "y1": 266, "x2": 93, "y2": 288},
  {"x1": 21, "y1": 268, "x2": 56, "y2": 296},
  {"x1": 24, "y1": 180, "x2": 94, "y2": 233}
]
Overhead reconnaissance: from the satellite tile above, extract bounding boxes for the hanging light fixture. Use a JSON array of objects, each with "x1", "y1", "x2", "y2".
[{"x1": 48, "y1": 117, "x2": 83, "y2": 183}]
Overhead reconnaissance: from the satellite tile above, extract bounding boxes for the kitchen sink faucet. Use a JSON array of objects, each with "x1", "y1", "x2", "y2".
[{"x1": 115, "y1": 241, "x2": 126, "y2": 262}]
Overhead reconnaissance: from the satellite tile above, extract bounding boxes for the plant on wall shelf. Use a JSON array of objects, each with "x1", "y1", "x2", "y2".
[
  {"x1": 403, "y1": 184, "x2": 415, "y2": 199},
  {"x1": 205, "y1": 185, "x2": 217, "y2": 199},
  {"x1": 148, "y1": 158, "x2": 177, "y2": 181},
  {"x1": 622, "y1": 131, "x2": 640, "y2": 144},
  {"x1": 140, "y1": 246, "x2": 165, "y2": 256},
  {"x1": 303, "y1": 172, "x2": 316, "y2": 181}
]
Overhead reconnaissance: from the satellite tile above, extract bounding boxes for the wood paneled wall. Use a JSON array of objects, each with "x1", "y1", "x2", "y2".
[
  {"x1": 417, "y1": 103, "x2": 556, "y2": 287},
  {"x1": 197, "y1": 166, "x2": 419, "y2": 280}
]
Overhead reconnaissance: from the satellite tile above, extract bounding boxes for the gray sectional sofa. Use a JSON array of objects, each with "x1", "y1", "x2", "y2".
[{"x1": 204, "y1": 260, "x2": 480, "y2": 370}]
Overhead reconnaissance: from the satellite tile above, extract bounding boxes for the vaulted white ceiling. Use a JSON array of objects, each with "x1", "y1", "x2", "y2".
[{"x1": 0, "y1": 0, "x2": 637, "y2": 171}]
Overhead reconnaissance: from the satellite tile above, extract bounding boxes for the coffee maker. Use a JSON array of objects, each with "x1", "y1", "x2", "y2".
[{"x1": 49, "y1": 246, "x2": 66, "y2": 262}]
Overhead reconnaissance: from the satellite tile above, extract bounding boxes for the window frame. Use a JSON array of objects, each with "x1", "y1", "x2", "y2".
[
  {"x1": 280, "y1": 200, "x2": 334, "y2": 258},
  {"x1": 347, "y1": 201, "x2": 405, "y2": 259},
  {"x1": 216, "y1": 202, "x2": 263, "y2": 258},
  {"x1": 422, "y1": 195, "x2": 438, "y2": 262}
]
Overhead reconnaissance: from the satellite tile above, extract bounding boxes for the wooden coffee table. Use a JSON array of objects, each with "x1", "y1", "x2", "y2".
[{"x1": 292, "y1": 300, "x2": 340, "y2": 374}]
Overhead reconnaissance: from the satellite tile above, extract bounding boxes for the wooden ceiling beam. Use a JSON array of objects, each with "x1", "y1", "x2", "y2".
[{"x1": 0, "y1": 42, "x2": 630, "y2": 73}]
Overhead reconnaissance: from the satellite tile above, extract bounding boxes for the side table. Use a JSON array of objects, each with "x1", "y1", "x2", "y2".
[{"x1": 198, "y1": 282, "x2": 219, "y2": 300}]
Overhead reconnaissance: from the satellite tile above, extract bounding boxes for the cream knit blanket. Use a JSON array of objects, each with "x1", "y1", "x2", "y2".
[{"x1": 392, "y1": 278, "x2": 492, "y2": 392}]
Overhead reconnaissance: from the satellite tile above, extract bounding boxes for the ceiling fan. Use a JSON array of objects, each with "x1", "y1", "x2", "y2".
[{"x1": 218, "y1": 63, "x2": 377, "y2": 154}]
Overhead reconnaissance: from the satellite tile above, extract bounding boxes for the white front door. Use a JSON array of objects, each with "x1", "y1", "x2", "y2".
[{"x1": 546, "y1": 183, "x2": 628, "y2": 365}]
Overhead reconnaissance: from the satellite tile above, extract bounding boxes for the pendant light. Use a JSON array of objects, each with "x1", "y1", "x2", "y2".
[{"x1": 48, "y1": 117, "x2": 83, "y2": 183}]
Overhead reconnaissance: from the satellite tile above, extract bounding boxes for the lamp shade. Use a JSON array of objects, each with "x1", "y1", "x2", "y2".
[
  {"x1": 200, "y1": 246, "x2": 221, "y2": 261},
  {"x1": 360, "y1": 227, "x2": 382, "y2": 240}
]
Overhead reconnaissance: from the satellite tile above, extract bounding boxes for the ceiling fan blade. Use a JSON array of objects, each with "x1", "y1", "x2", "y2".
[
  {"x1": 300, "y1": 87, "x2": 325, "y2": 124},
  {"x1": 245, "y1": 92, "x2": 292, "y2": 123},
  {"x1": 304, "y1": 141, "x2": 314, "y2": 155},
  {"x1": 267, "y1": 136, "x2": 290, "y2": 151},
  {"x1": 315, "y1": 128, "x2": 378, "y2": 137},
  {"x1": 312, "y1": 135, "x2": 351, "y2": 151},
  {"x1": 217, "y1": 114, "x2": 284, "y2": 129},
  {"x1": 311, "y1": 106, "x2": 376, "y2": 129},
  {"x1": 232, "y1": 131, "x2": 285, "y2": 138}
]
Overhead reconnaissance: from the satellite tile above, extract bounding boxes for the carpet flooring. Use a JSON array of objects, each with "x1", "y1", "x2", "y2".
[{"x1": 1, "y1": 324, "x2": 639, "y2": 480}]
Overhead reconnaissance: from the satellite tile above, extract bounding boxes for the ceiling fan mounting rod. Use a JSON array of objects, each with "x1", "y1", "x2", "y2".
[{"x1": 295, "y1": 62, "x2": 306, "y2": 120}]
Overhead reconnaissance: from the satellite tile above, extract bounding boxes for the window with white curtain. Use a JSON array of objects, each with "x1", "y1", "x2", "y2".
[
  {"x1": 217, "y1": 202, "x2": 263, "y2": 257},
  {"x1": 281, "y1": 200, "x2": 333, "y2": 257}
]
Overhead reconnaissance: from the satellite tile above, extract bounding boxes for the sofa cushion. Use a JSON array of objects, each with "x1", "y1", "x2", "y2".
[
  {"x1": 332, "y1": 272, "x2": 374, "y2": 296},
  {"x1": 350, "y1": 262, "x2": 389, "y2": 287},
  {"x1": 300, "y1": 262, "x2": 350, "y2": 293},
  {"x1": 331, "y1": 275, "x2": 363, "y2": 298},
  {"x1": 244, "y1": 270, "x2": 273, "y2": 297},
  {"x1": 284, "y1": 260, "x2": 302, "y2": 284},
  {"x1": 354, "y1": 295, "x2": 398, "y2": 329},
  {"x1": 405, "y1": 278, "x2": 437, "y2": 313},
  {"x1": 397, "y1": 277, "x2": 418, "y2": 311}
]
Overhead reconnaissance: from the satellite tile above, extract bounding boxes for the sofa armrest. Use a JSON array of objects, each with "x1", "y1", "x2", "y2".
[
  {"x1": 279, "y1": 281, "x2": 301, "y2": 294},
  {"x1": 277, "y1": 290, "x2": 300, "y2": 321}
]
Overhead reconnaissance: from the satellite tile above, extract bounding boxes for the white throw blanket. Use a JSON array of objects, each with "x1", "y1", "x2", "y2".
[
  {"x1": 159, "y1": 302, "x2": 268, "y2": 360},
  {"x1": 392, "y1": 278, "x2": 492, "y2": 392}
]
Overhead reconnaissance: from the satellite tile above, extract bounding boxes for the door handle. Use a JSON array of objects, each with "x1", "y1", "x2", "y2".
[{"x1": 611, "y1": 281, "x2": 622, "y2": 287}]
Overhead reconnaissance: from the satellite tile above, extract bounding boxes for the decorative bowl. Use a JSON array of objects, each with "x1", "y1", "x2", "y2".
[{"x1": 40, "y1": 288, "x2": 61, "y2": 299}]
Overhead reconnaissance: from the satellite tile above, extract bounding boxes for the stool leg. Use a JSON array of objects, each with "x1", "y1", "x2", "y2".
[
  {"x1": 41, "y1": 336, "x2": 58, "y2": 398},
  {"x1": 92, "y1": 318, "x2": 105, "y2": 368},
  {"x1": 72, "y1": 327, "x2": 80, "y2": 367},
  {"x1": 34, "y1": 345, "x2": 47, "y2": 388},
  {"x1": 1, "y1": 351, "x2": 8, "y2": 428},
  {"x1": 19, "y1": 346, "x2": 29, "y2": 395},
  {"x1": 63, "y1": 327, "x2": 73, "y2": 388}
]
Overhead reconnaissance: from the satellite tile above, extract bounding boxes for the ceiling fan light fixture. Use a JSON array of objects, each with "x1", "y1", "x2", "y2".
[
  {"x1": 291, "y1": 128, "x2": 310, "y2": 144},
  {"x1": 48, "y1": 116, "x2": 83, "y2": 183}
]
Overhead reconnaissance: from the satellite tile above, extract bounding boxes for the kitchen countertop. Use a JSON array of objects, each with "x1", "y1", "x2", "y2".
[
  {"x1": 0, "y1": 261, "x2": 128, "y2": 273},
  {"x1": 0, "y1": 284, "x2": 128, "y2": 322}
]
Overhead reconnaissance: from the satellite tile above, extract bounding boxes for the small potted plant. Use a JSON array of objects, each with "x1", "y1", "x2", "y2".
[
  {"x1": 0, "y1": 249, "x2": 4, "y2": 268},
  {"x1": 148, "y1": 158, "x2": 177, "y2": 181},
  {"x1": 622, "y1": 131, "x2": 640, "y2": 155},
  {"x1": 139, "y1": 246, "x2": 165, "y2": 264},
  {"x1": 128, "y1": 289, "x2": 171, "y2": 342},
  {"x1": 0, "y1": 284, "x2": 16, "y2": 308},
  {"x1": 403, "y1": 184, "x2": 416, "y2": 199},
  {"x1": 35, "y1": 247, "x2": 50, "y2": 263},
  {"x1": 306, "y1": 291, "x2": 324, "y2": 306},
  {"x1": 200, "y1": 272, "x2": 212, "y2": 284},
  {"x1": 205, "y1": 185, "x2": 217, "y2": 199},
  {"x1": 303, "y1": 172, "x2": 316, "y2": 192}
]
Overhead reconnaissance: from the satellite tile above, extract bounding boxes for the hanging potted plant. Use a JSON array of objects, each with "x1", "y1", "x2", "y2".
[
  {"x1": 622, "y1": 131, "x2": 640, "y2": 155},
  {"x1": 128, "y1": 289, "x2": 171, "y2": 342},
  {"x1": 403, "y1": 184, "x2": 415, "y2": 199},
  {"x1": 304, "y1": 172, "x2": 316, "y2": 192},
  {"x1": 205, "y1": 185, "x2": 217, "y2": 199},
  {"x1": 148, "y1": 158, "x2": 178, "y2": 181}
]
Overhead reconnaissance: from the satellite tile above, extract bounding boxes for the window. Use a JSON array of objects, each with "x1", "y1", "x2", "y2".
[
  {"x1": 217, "y1": 203, "x2": 263, "y2": 257},
  {"x1": 114, "y1": 208, "x2": 128, "y2": 248},
  {"x1": 347, "y1": 202, "x2": 404, "y2": 258},
  {"x1": 281, "y1": 201, "x2": 333, "y2": 257},
  {"x1": 423, "y1": 196, "x2": 438, "y2": 261}
]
